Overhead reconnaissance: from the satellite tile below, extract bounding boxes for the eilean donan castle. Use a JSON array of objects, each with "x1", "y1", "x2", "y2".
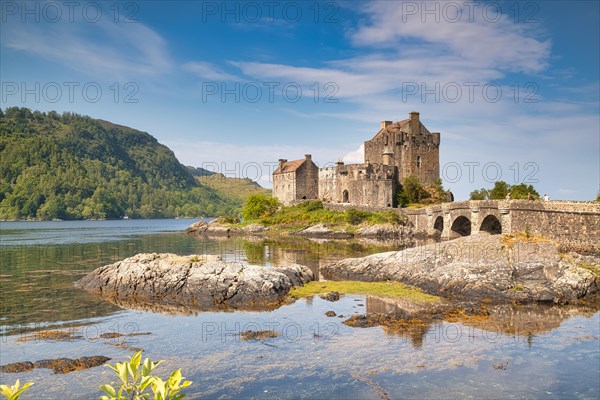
[{"x1": 273, "y1": 112, "x2": 440, "y2": 208}]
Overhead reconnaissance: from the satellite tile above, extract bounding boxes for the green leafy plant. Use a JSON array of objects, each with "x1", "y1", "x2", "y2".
[
  {"x1": 0, "y1": 380, "x2": 34, "y2": 400},
  {"x1": 398, "y1": 175, "x2": 430, "y2": 207},
  {"x1": 298, "y1": 200, "x2": 323, "y2": 212},
  {"x1": 100, "y1": 350, "x2": 192, "y2": 400},
  {"x1": 525, "y1": 223, "x2": 531, "y2": 238},
  {"x1": 241, "y1": 194, "x2": 280, "y2": 221},
  {"x1": 217, "y1": 215, "x2": 240, "y2": 224},
  {"x1": 345, "y1": 208, "x2": 368, "y2": 225}
]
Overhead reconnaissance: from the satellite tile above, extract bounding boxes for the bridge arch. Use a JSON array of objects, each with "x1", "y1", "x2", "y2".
[
  {"x1": 450, "y1": 216, "x2": 471, "y2": 237},
  {"x1": 433, "y1": 216, "x2": 444, "y2": 234},
  {"x1": 480, "y1": 214, "x2": 502, "y2": 234}
]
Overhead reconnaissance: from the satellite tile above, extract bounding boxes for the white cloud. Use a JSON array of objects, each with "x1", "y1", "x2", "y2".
[
  {"x1": 229, "y1": 1, "x2": 551, "y2": 108},
  {"x1": 342, "y1": 144, "x2": 364, "y2": 164},
  {"x1": 183, "y1": 61, "x2": 242, "y2": 81},
  {"x1": 164, "y1": 139, "x2": 351, "y2": 188},
  {"x1": 351, "y1": 1, "x2": 550, "y2": 74},
  {"x1": 1, "y1": 14, "x2": 172, "y2": 79}
]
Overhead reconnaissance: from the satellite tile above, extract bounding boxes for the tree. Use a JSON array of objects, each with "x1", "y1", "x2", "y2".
[
  {"x1": 470, "y1": 188, "x2": 490, "y2": 200},
  {"x1": 489, "y1": 181, "x2": 511, "y2": 199},
  {"x1": 398, "y1": 175, "x2": 429, "y2": 207},
  {"x1": 430, "y1": 178, "x2": 448, "y2": 202},
  {"x1": 36, "y1": 197, "x2": 67, "y2": 220},
  {"x1": 470, "y1": 181, "x2": 541, "y2": 200},
  {"x1": 510, "y1": 183, "x2": 540, "y2": 199},
  {"x1": 242, "y1": 194, "x2": 280, "y2": 221},
  {"x1": 0, "y1": 107, "x2": 253, "y2": 220}
]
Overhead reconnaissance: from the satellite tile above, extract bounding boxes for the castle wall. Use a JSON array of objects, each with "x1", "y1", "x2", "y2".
[
  {"x1": 295, "y1": 161, "x2": 319, "y2": 201},
  {"x1": 399, "y1": 125, "x2": 440, "y2": 185},
  {"x1": 273, "y1": 172, "x2": 296, "y2": 205},
  {"x1": 346, "y1": 178, "x2": 395, "y2": 207},
  {"x1": 318, "y1": 164, "x2": 397, "y2": 207},
  {"x1": 318, "y1": 167, "x2": 337, "y2": 202}
]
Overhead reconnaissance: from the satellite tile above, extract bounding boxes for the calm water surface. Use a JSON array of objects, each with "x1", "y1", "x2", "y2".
[{"x1": 0, "y1": 220, "x2": 598, "y2": 399}]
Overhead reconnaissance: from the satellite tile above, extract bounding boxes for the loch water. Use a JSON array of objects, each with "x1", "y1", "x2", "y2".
[{"x1": 0, "y1": 219, "x2": 598, "y2": 399}]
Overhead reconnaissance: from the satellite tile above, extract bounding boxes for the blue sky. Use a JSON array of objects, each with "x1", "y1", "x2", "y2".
[{"x1": 1, "y1": 0, "x2": 598, "y2": 200}]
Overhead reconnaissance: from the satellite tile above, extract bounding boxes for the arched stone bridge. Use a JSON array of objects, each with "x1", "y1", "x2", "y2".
[{"x1": 402, "y1": 200, "x2": 600, "y2": 252}]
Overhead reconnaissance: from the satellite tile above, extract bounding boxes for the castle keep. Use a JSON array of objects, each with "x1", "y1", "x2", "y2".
[{"x1": 273, "y1": 112, "x2": 440, "y2": 207}]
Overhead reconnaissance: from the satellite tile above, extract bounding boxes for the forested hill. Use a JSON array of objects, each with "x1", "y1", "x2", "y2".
[{"x1": 0, "y1": 107, "x2": 257, "y2": 220}]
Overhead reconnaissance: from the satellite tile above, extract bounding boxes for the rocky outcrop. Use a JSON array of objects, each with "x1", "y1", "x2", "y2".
[
  {"x1": 186, "y1": 220, "x2": 243, "y2": 236},
  {"x1": 292, "y1": 224, "x2": 354, "y2": 239},
  {"x1": 186, "y1": 220, "x2": 209, "y2": 234},
  {"x1": 321, "y1": 234, "x2": 599, "y2": 303},
  {"x1": 242, "y1": 224, "x2": 269, "y2": 233},
  {"x1": 187, "y1": 220, "x2": 410, "y2": 239},
  {"x1": 356, "y1": 224, "x2": 410, "y2": 238},
  {"x1": 76, "y1": 253, "x2": 314, "y2": 311}
]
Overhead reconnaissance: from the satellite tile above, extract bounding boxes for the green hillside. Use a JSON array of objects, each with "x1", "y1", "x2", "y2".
[
  {"x1": 0, "y1": 107, "x2": 260, "y2": 220},
  {"x1": 187, "y1": 165, "x2": 216, "y2": 177},
  {"x1": 197, "y1": 173, "x2": 270, "y2": 203}
]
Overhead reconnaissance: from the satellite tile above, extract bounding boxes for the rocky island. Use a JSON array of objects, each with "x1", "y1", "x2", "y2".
[
  {"x1": 322, "y1": 233, "x2": 599, "y2": 304},
  {"x1": 76, "y1": 253, "x2": 314, "y2": 312}
]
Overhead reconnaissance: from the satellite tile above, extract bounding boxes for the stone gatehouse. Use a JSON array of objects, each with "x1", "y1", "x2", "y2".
[{"x1": 273, "y1": 112, "x2": 440, "y2": 207}]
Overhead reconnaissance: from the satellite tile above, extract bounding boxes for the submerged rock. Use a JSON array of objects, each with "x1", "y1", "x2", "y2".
[
  {"x1": 240, "y1": 330, "x2": 279, "y2": 341},
  {"x1": 76, "y1": 253, "x2": 314, "y2": 311},
  {"x1": 17, "y1": 330, "x2": 83, "y2": 342},
  {"x1": 320, "y1": 291, "x2": 341, "y2": 302},
  {"x1": 0, "y1": 361, "x2": 35, "y2": 373},
  {"x1": 1, "y1": 356, "x2": 111, "y2": 374},
  {"x1": 322, "y1": 234, "x2": 599, "y2": 303}
]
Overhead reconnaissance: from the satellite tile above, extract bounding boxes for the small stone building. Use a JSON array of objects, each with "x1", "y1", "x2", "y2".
[
  {"x1": 272, "y1": 155, "x2": 319, "y2": 205},
  {"x1": 274, "y1": 112, "x2": 440, "y2": 208}
]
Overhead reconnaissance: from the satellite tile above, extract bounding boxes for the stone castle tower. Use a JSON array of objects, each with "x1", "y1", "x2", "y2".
[
  {"x1": 273, "y1": 112, "x2": 440, "y2": 207},
  {"x1": 364, "y1": 111, "x2": 440, "y2": 186}
]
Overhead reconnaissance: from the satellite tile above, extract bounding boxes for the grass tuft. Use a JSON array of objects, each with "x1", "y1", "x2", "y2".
[
  {"x1": 289, "y1": 280, "x2": 440, "y2": 302},
  {"x1": 579, "y1": 263, "x2": 600, "y2": 276}
]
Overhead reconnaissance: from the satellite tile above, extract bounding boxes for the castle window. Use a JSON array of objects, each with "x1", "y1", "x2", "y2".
[
  {"x1": 417, "y1": 156, "x2": 422, "y2": 168},
  {"x1": 342, "y1": 190, "x2": 349, "y2": 203}
]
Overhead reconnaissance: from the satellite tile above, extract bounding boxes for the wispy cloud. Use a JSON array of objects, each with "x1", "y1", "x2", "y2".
[
  {"x1": 351, "y1": 1, "x2": 551, "y2": 74},
  {"x1": 228, "y1": 0, "x2": 551, "y2": 106},
  {"x1": 183, "y1": 61, "x2": 242, "y2": 81},
  {"x1": 1, "y1": 13, "x2": 172, "y2": 80}
]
